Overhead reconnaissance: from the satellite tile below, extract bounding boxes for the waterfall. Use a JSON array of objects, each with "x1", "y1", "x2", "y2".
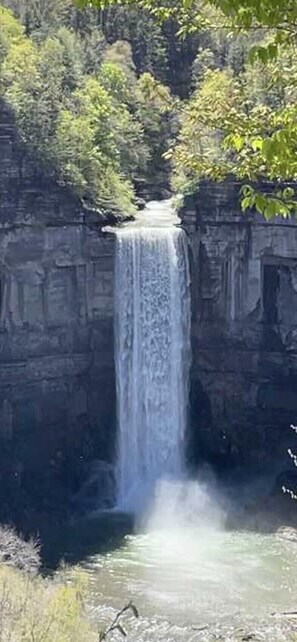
[{"x1": 114, "y1": 203, "x2": 191, "y2": 511}]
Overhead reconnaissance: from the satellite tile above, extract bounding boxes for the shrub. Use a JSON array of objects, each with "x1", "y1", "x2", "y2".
[
  {"x1": 0, "y1": 525, "x2": 139, "y2": 642},
  {"x1": 0, "y1": 563, "x2": 98, "y2": 642},
  {"x1": 0, "y1": 524, "x2": 40, "y2": 574}
]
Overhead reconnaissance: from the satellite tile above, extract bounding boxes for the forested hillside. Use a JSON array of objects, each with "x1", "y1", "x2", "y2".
[
  {"x1": 82, "y1": 0, "x2": 297, "y2": 218},
  {"x1": 0, "y1": 1, "x2": 177, "y2": 214},
  {"x1": 1, "y1": 0, "x2": 296, "y2": 217}
]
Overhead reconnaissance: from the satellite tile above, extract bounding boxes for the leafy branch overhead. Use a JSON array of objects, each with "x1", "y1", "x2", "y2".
[
  {"x1": 77, "y1": 0, "x2": 297, "y2": 28},
  {"x1": 168, "y1": 55, "x2": 297, "y2": 217},
  {"x1": 77, "y1": 0, "x2": 297, "y2": 46},
  {"x1": 78, "y1": 0, "x2": 297, "y2": 218}
]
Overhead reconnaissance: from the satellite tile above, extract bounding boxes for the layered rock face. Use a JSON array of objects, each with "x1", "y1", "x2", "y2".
[
  {"x1": 0, "y1": 101, "x2": 116, "y2": 503},
  {"x1": 2, "y1": 90, "x2": 297, "y2": 511},
  {"x1": 181, "y1": 181, "x2": 297, "y2": 474}
]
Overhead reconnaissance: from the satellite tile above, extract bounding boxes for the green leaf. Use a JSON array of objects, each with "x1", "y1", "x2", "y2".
[
  {"x1": 241, "y1": 196, "x2": 251, "y2": 211},
  {"x1": 250, "y1": 137, "x2": 263, "y2": 152},
  {"x1": 241, "y1": 185, "x2": 253, "y2": 198},
  {"x1": 283, "y1": 187, "x2": 295, "y2": 199}
]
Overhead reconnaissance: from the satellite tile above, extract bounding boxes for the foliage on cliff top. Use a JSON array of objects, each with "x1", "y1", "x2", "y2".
[
  {"x1": 0, "y1": 3, "x2": 174, "y2": 216},
  {"x1": 79, "y1": 0, "x2": 297, "y2": 217},
  {"x1": 169, "y1": 44, "x2": 297, "y2": 218}
]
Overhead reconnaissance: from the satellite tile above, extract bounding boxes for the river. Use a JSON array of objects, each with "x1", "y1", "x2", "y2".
[{"x1": 58, "y1": 201, "x2": 297, "y2": 641}]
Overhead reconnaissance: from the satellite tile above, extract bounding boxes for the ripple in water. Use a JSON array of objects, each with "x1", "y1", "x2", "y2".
[{"x1": 82, "y1": 479, "x2": 297, "y2": 641}]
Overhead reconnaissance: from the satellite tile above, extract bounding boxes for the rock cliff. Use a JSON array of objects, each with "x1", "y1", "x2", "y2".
[
  {"x1": 2, "y1": 93, "x2": 297, "y2": 521},
  {"x1": 181, "y1": 180, "x2": 297, "y2": 475},
  {"x1": 0, "y1": 99, "x2": 116, "y2": 517}
]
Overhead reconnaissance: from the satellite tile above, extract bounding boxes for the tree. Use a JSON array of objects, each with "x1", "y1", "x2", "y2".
[
  {"x1": 79, "y1": 0, "x2": 297, "y2": 217},
  {"x1": 0, "y1": 5, "x2": 138, "y2": 214},
  {"x1": 52, "y1": 77, "x2": 137, "y2": 213},
  {"x1": 0, "y1": 2, "x2": 176, "y2": 214},
  {"x1": 170, "y1": 47, "x2": 297, "y2": 218},
  {"x1": 134, "y1": 71, "x2": 174, "y2": 193},
  {"x1": 2, "y1": 0, "x2": 73, "y2": 36},
  {"x1": 0, "y1": 5, "x2": 23, "y2": 64},
  {"x1": 100, "y1": 4, "x2": 169, "y2": 82}
]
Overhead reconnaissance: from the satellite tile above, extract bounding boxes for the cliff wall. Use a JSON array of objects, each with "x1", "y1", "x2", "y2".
[
  {"x1": 181, "y1": 181, "x2": 297, "y2": 474},
  {"x1": 2, "y1": 91, "x2": 297, "y2": 518},
  {"x1": 0, "y1": 100, "x2": 116, "y2": 513}
]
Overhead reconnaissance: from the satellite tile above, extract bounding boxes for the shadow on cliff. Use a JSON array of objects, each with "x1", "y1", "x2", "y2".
[
  {"x1": 0, "y1": 472, "x2": 133, "y2": 570},
  {"x1": 40, "y1": 511, "x2": 134, "y2": 570}
]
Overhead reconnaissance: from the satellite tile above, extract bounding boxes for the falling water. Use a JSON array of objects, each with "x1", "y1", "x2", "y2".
[{"x1": 114, "y1": 201, "x2": 191, "y2": 510}]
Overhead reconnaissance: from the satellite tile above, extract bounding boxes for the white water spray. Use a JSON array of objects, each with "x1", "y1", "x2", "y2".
[{"x1": 114, "y1": 201, "x2": 191, "y2": 511}]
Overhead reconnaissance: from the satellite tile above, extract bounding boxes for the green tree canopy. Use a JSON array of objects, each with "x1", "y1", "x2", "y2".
[
  {"x1": 0, "y1": 2, "x2": 175, "y2": 216},
  {"x1": 79, "y1": 0, "x2": 297, "y2": 217}
]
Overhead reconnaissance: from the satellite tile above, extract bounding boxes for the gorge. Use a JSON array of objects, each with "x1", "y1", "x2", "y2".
[
  {"x1": 1, "y1": 97, "x2": 297, "y2": 522},
  {"x1": 2, "y1": 93, "x2": 297, "y2": 642},
  {"x1": 28, "y1": 194, "x2": 297, "y2": 642},
  {"x1": 1, "y1": 2, "x2": 297, "y2": 640},
  {"x1": 38, "y1": 195, "x2": 297, "y2": 642}
]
